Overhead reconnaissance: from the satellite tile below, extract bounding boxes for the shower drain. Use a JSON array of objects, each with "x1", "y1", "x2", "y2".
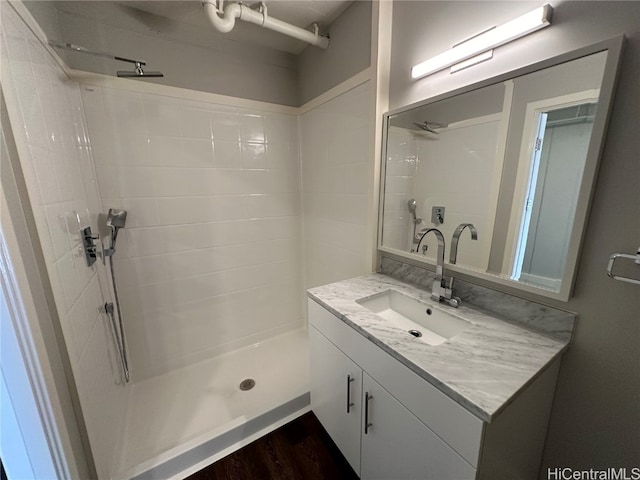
[{"x1": 239, "y1": 378, "x2": 256, "y2": 391}]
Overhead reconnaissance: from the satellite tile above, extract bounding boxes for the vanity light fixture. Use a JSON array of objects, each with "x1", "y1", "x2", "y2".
[{"x1": 411, "y1": 4, "x2": 553, "y2": 80}]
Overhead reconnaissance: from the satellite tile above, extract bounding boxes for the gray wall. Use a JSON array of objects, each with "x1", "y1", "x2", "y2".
[
  {"x1": 389, "y1": 0, "x2": 639, "y2": 472},
  {"x1": 24, "y1": 1, "x2": 300, "y2": 106},
  {"x1": 298, "y1": 1, "x2": 372, "y2": 104},
  {"x1": 24, "y1": 0, "x2": 373, "y2": 107}
]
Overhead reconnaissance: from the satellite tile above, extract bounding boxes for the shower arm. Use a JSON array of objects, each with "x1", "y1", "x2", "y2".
[
  {"x1": 49, "y1": 41, "x2": 146, "y2": 66},
  {"x1": 202, "y1": 0, "x2": 329, "y2": 49},
  {"x1": 48, "y1": 42, "x2": 163, "y2": 77}
]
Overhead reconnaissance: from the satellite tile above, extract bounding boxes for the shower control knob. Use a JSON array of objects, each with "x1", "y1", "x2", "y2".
[{"x1": 81, "y1": 226, "x2": 101, "y2": 267}]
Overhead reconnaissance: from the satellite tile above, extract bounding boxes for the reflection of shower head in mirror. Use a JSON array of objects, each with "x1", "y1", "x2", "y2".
[
  {"x1": 407, "y1": 199, "x2": 421, "y2": 225},
  {"x1": 407, "y1": 199, "x2": 417, "y2": 219},
  {"x1": 412, "y1": 121, "x2": 448, "y2": 134}
]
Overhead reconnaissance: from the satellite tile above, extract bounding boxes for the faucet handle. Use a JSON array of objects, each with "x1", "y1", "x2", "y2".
[{"x1": 445, "y1": 296, "x2": 461, "y2": 308}]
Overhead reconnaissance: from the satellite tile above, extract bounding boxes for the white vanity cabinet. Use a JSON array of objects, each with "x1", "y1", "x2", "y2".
[
  {"x1": 308, "y1": 298, "x2": 561, "y2": 479},
  {"x1": 309, "y1": 326, "x2": 362, "y2": 473},
  {"x1": 310, "y1": 326, "x2": 475, "y2": 479},
  {"x1": 359, "y1": 373, "x2": 476, "y2": 480},
  {"x1": 309, "y1": 300, "x2": 478, "y2": 479}
]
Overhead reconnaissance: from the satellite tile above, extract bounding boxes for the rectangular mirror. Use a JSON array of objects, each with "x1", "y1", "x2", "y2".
[{"x1": 379, "y1": 37, "x2": 624, "y2": 301}]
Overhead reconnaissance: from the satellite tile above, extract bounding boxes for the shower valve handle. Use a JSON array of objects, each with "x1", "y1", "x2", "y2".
[{"x1": 81, "y1": 226, "x2": 103, "y2": 267}]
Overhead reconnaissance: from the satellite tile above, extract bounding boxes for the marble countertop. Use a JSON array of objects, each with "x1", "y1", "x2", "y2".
[{"x1": 307, "y1": 274, "x2": 570, "y2": 422}]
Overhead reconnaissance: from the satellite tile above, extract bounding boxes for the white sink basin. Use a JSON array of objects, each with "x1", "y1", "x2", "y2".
[{"x1": 356, "y1": 289, "x2": 472, "y2": 346}]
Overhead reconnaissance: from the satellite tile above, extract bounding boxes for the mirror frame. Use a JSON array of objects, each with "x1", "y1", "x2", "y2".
[{"x1": 377, "y1": 36, "x2": 625, "y2": 302}]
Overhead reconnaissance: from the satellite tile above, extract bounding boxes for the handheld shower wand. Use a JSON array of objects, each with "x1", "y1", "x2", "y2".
[
  {"x1": 407, "y1": 199, "x2": 423, "y2": 251},
  {"x1": 407, "y1": 199, "x2": 419, "y2": 223},
  {"x1": 104, "y1": 208, "x2": 130, "y2": 383},
  {"x1": 106, "y1": 208, "x2": 128, "y2": 251}
]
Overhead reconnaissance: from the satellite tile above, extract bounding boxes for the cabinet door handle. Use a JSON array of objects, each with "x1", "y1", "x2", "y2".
[
  {"x1": 364, "y1": 392, "x2": 373, "y2": 434},
  {"x1": 346, "y1": 375, "x2": 355, "y2": 413}
]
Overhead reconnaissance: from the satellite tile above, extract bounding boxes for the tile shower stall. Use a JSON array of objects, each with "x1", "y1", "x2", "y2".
[{"x1": 1, "y1": 3, "x2": 372, "y2": 479}]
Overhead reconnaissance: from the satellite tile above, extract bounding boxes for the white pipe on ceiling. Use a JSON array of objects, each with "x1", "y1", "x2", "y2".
[{"x1": 202, "y1": 0, "x2": 330, "y2": 49}]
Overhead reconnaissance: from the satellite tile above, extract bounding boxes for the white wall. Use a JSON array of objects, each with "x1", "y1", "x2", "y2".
[
  {"x1": 0, "y1": 258, "x2": 56, "y2": 480},
  {"x1": 300, "y1": 81, "x2": 373, "y2": 288},
  {"x1": 1, "y1": 4, "x2": 128, "y2": 478},
  {"x1": 389, "y1": 1, "x2": 640, "y2": 471},
  {"x1": 82, "y1": 85, "x2": 304, "y2": 380}
]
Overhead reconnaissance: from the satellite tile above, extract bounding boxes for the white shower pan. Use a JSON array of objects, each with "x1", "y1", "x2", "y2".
[{"x1": 117, "y1": 328, "x2": 310, "y2": 480}]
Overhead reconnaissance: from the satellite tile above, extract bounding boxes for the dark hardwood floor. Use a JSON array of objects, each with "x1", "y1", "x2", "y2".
[{"x1": 185, "y1": 412, "x2": 359, "y2": 480}]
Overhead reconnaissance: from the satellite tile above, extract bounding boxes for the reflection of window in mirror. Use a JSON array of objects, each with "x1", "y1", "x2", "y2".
[{"x1": 512, "y1": 101, "x2": 597, "y2": 289}]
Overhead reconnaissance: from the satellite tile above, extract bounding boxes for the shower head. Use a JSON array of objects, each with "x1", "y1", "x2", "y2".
[
  {"x1": 117, "y1": 70, "x2": 164, "y2": 78},
  {"x1": 413, "y1": 121, "x2": 448, "y2": 134},
  {"x1": 107, "y1": 209, "x2": 128, "y2": 229},
  {"x1": 116, "y1": 60, "x2": 164, "y2": 78},
  {"x1": 106, "y1": 209, "x2": 127, "y2": 245},
  {"x1": 407, "y1": 199, "x2": 417, "y2": 218},
  {"x1": 407, "y1": 199, "x2": 421, "y2": 225}
]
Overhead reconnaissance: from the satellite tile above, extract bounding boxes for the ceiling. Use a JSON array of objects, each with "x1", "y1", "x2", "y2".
[{"x1": 52, "y1": 0, "x2": 352, "y2": 55}]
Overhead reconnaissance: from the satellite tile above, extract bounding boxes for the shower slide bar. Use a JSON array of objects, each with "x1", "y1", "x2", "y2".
[
  {"x1": 81, "y1": 223, "x2": 130, "y2": 382},
  {"x1": 94, "y1": 208, "x2": 131, "y2": 383},
  {"x1": 104, "y1": 301, "x2": 129, "y2": 383},
  {"x1": 80, "y1": 220, "x2": 130, "y2": 382},
  {"x1": 606, "y1": 247, "x2": 640, "y2": 286}
]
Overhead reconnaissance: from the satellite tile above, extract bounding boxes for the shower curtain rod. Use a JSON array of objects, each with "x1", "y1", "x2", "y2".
[{"x1": 202, "y1": 0, "x2": 329, "y2": 49}]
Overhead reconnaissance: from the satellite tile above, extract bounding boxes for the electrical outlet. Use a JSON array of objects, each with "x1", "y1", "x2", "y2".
[{"x1": 431, "y1": 206, "x2": 445, "y2": 224}]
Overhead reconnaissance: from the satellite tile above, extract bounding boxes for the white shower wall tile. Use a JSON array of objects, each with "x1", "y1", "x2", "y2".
[
  {"x1": 210, "y1": 112, "x2": 242, "y2": 142},
  {"x1": 177, "y1": 108, "x2": 212, "y2": 139},
  {"x1": 66, "y1": 293, "x2": 90, "y2": 363},
  {"x1": 300, "y1": 82, "x2": 373, "y2": 289},
  {"x1": 240, "y1": 113, "x2": 265, "y2": 143},
  {"x1": 1, "y1": 4, "x2": 128, "y2": 479},
  {"x1": 213, "y1": 140, "x2": 242, "y2": 166},
  {"x1": 83, "y1": 86, "x2": 304, "y2": 380},
  {"x1": 265, "y1": 113, "x2": 297, "y2": 146},
  {"x1": 143, "y1": 99, "x2": 182, "y2": 137}
]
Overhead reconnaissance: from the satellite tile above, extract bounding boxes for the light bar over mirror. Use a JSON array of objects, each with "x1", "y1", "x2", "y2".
[{"x1": 411, "y1": 4, "x2": 554, "y2": 80}]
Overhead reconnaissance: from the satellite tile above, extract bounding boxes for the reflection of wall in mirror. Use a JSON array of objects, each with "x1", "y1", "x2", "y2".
[{"x1": 412, "y1": 116, "x2": 502, "y2": 270}]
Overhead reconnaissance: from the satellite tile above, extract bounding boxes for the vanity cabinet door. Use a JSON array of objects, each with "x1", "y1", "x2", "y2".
[
  {"x1": 309, "y1": 326, "x2": 362, "y2": 475},
  {"x1": 360, "y1": 373, "x2": 476, "y2": 480}
]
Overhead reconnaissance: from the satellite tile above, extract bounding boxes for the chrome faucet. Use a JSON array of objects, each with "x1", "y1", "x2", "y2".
[
  {"x1": 445, "y1": 223, "x2": 479, "y2": 304},
  {"x1": 450, "y1": 223, "x2": 478, "y2": 265},
  {"x1": 416, "y1": 228, "x2": 459, "y2": 307}
]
